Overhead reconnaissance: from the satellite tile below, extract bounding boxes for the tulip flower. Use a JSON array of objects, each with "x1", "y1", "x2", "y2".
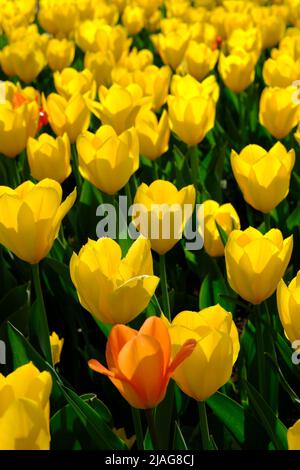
[
  {"x1": 277, "y1": 271, "x2": 300, "y2": 344},
  {"x1": 231, "y1": 142, "x2": 295, "y2": 213},
  {"x1": 76, "y1": 125, "x2": 139, "y2": 194},
  {"x1": 54, "y1": 68, "x2": 96, "y2": 100},
  {"x1": 165, "y1": 305, "x2": 240, "y2": 401},
  {"x1": 90, "y1": 84, "x2": 151, "y2": 135},
  {"x1": 133, "y1": 65, "x2": 171, "y2": 110},
  {"x1": 180, "y1": 41, "x2": 219, "y2": 82},
  {"x1": 88, "y1": 316, "x2": 196, "y2": 409},
  {"x1": 218, "y1": 48, "x2": 256, "y2": 94},
  {"x1": 84, "y1": 50, "x2": 114, "y2": 87},
  {"x1": 70, "y1": 237, "x2": 160, "y2": 324},
  {"x1": 0, "y1": 179, "x2": 76, "y2": 264},
  {"x1": 46, "y1": 39, "x2": 75, "y2": 72},
  {"x1": 133, "y1": 180, "x2": 196, "y2": 254},
  {"x1": 27, "y1": 133, "x2": 71, "y2": 184},
  {"x1": 168, "y1": 94, "x2": 216, "y2": 145},
  {"x1": 227, "y1": 28, "x2": 262, "y2": 61},
  {"x1": 259, "y1": 86, "x2": 300, "y2": 139},
  {"x1": 38, "y1": 0, "x2": 78, "y2": 36},
  {"x1": 122, "y1": 5, "x2": 145, "y2": 35},
  {"x1": 95, "y1": 25, "x2": 132, "y2": 63},
  {"x1": 256, "y1": 16, "x2": 285, "y2": 49},
  {"x1": 153, "y1": 31, "x2": 190, "y2": 70},
  {"x1": 225, "y1": 227, "x2": 293, "y2": 305},
  {"x1": 1, "y1": 42, "x2": 46, "y2": 83},
  {"x1": 288, "y1": 420, "x2": 300, "y2": 450},
  {"x1": 76, "y1": 19, "x2": 110, "y2": 53},
  {"x1": 45, "y1": 93, "x2": 90, "y2": 144},
  {"x1": 263, "y1": 55, "x2": 300, "y2": 88},
  {"x1": 0, "y1": 363, "x2": 52, "y2": 450},
  {"x1": 201, "y1": 200, "x2": 240, "y2": 257},
  {"x1": 135, "y1": 108, "x2": 170, "y2": 160},
  {"x1": 0, "y1": 97, "x2": 39, "y2": 158},
  {"x1": 50, "y1": 332, "x2": 64, "y2": 365},
  {"x1": 171, "y1": 74, "x2": 220, "y2": 103}
]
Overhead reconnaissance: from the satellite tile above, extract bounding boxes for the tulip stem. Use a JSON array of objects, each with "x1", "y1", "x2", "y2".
[
  {"x1": 131, "y1": 408, "x2": 144, "y2": 450},
  {"x1": 198, "y1": 401, "x2": 212, "y2": 450},
  {"x1": 125, "y1": 181, "x2": 133, "y2": 208},
  {"x1": 31, "y1": 264, "x2": 53, "y2": 365},
  {"x1": 159, "y1": 254, "x2": 171, "y2": 320},
  {"x1": 188, "y1": 145, "x2": 200, "y2": 195},
  {"x1": 264, "y1": 213, "x2": 271, "y2": 233},
  {"x1": 71, "y1": 144, "x2": 82, "y2": 196},
  {"x1": 254, "y1": 305, "x2": 266, "y2": 398},
  {"x1": 145, "y1": 408, "x2": 160, "y2": 450}
]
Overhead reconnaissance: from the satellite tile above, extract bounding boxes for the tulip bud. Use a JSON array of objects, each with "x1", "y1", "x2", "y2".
[
  {"x1": 133, "y1": 65, "x2": 171, "y2": 110},
  {"x1": 0, "y1": 363, "x2": 52, "y2": 450},
  {"x1": 88, "y1": 316, "x2": 196, "y2": 408},
  {"x1": 0, "y1": 179, "x2": 76, "y2": 264},
  {"x1": 225, "y1": 227, "x2": 293, "y2": 305},
  {"x1": 259, "y1": 86, "x2": 300, "y2": 139},
  {"x1": 201, "y1": 200, "x2": 240, "y2": 257},
  {"x1": 166, "y1": 305, "x2": 240, "y2": 401},
  {"x1": 27, "y1": 133, "x2": 71, "y2": 184},
  {"x1": 133, "y1": 180, "x2": 196, "y2": 254},
  {"x1": 153, "y1": 31, "x2": 190, "y2": 70},
  {"x1": 135, "y1": 108, "x2": 170, "y2": 160},
  {"x1": 50, "y1": 332, "x2": 64, "y2": 365},
  {"x1": 84, "y1": 50, "x2": 114, "y2": 87},
  {"x1": 231, "y1": 142, "x2": 295, "y2": 213},
  {"x1": 263, "y1": 54, "x2": 300, "y2": 88},
  {"x1": 181, "y1": 41, "x2": 219, "y2": 82},
  {"x1": 277, "y1": 271, "x2": 300, "y2": 344},
  {"x1": 70, "y1": 237, "x2": 160, "y2": 324}
]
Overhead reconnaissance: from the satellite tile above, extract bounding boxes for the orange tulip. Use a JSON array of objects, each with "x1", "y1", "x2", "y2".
[{"x1": 88, "y1": 317, "x2": 196, "y2": 409}]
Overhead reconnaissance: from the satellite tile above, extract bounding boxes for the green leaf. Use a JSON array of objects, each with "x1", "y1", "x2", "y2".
[
  {"x1": 207, "y1": 392, "x2": 245, "y2": 445},
  {"x1": 58, "y1": 384, "x2": 127, "y2": 450},
  {"x1": 215, "y1": 221, "x2": 228, "y2": 247},
  {"x1": 199, "y1": 272, "x2": 234, "y2": 311},
  {"x1": 173, "y1": 421, "x2": 188, "y2": 450},
  {"x1": 245, "y1": 381, "x2": 288, "y2": 450},
  {"x1": 265, "y1": 352, "x2": 300, "y2": 410},
  {"x1": 286, "y1": 202, "x2": 300, "y2": 232}
]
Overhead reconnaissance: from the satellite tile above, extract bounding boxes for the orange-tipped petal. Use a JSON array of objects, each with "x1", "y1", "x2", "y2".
[
  {"x1": 106, "y1": 324, "x2": 137, "y2": 370},
  {"x1": 88, "y1": 359, "x2": 114, "y2": 377},
  {"x1": 139, "y1": 316, "x2": 171, "y2": 373},
  {"x1": 168, "y1": 339, "x2": 197, "y2": 374}
]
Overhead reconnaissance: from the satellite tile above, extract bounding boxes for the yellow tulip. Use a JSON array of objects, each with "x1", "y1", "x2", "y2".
[
  {"x1": 133, "y1": 65, "x2": 171, "y2": 110},
  {"x1": 27, "y1": 133, "x2": 71, "y2": 184},
  {"x1": 218, "y1": 48, "x2": 256, "y2": 94},
  {"x1": 122, "y1": 5, "x2": 145, "y2": 35},
  {"x1": 263, "y1": 54, "x2": 300, "y2": 88},
  {"x1": 135, "y1": 108, "x2": 170, "y2": 160},
  {"x1": 133, "y1": 180, "x2": 196, "y2": 254},
  {"x1": 0, "y1": 363, "x2": 52, "y2": 450},
  {"x1": 259, "y1": 86, "x2": 300, "y2": 140},
  {"x1": 90, "y1": 84, "x2": 151, "y2": 135},
  {"x1": 38, "y1": 0, "x2": 78, "y2": 36},
  {"x1": 256, "y1": 16, "x2": 285, "y2": 49},
  {"x1": 168, "y1": 94, "x2": 216, "y2": 145},
  {"x1": 288, "y1": 420, "x2": 300, "y2": 450},
  {"x1": 0, "y1": 96, "x2": 39, "y2": 158},
  {"x1": 277, "y1": 271, "x2": 300, "y2": 344},
  {"x1": 70, "y1": 237, "x2": 159, "y2": 324},
  {"x1": 165, "y1": 305, "x2": 240, "y2": 401},
  {"x1": 225, "y1": 227, "x2": 293, "y2": 305},
  {"x1": 119, "y1": 48, "x2": 153, "y2": 72},
  {"x1": 231, "y1": 142, "x2": 295, "y2": 214},
  {"x1": 46, "y1": 93, "x2": 90, "y2": 144},
  {"x1": 54, "y1": 68, "x2": 96, "y2": 100},
  {"x1": 180, "y1": 41, "x2": 219, "y2": 82},
  {"x1": 46, "y1": 39, "x2": 75, "y2": 72},
  {"x1": 170, "y1": 74, "x2": 220, "y2": 103},
  {"x1": 201, "y1": 200, "x2": 240, "y2": 257},
  {"x1": 76, "y1": 19, "x2": 109, "y2": 52},
  {"x1": 227, "y1": 27, "x2": 262, "y2": 61},
  {"x1": 76, "y1": 125, "x2": 139, "y2": 195},
  {"x1": 95, "y1": 24, "x2": 132, "y2": 63},
  {"x1": 0, "y1": 179, "x2": 76, "y2": 264},
  {"x1": 84, "y1": 50, "x2": 114, "y2": 87},
  {"x1": 1, "y1": 42, "x2": 45, "y2": 83},
  {"x1": 50, "y1": 332, "x2": 64, "y2": 365},
  {"x1": 153, "y1": 31, "x2": 190, "y2": 70}
]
